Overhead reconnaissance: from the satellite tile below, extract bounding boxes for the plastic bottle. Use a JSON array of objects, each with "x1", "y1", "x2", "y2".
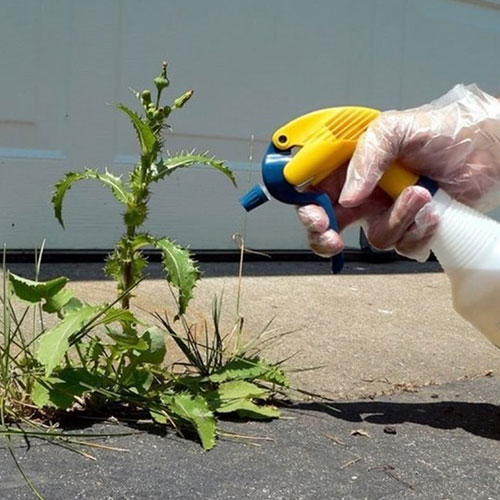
[{"x1": 430, "y1": 189, "x2": 500, "y2": 348}]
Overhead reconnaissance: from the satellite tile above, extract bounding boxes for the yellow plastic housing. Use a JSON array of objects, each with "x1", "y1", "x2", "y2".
[{"x1": 273, "y1": 106, "x2": 418, "y2": 199}]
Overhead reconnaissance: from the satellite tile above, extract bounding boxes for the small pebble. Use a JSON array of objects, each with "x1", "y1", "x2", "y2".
[
  {"x1": 384, "y1": 426, "x2": 397, "y2": 435},
  {"x1": 430, "y1": 394, "x2": 439, "y2": 399}
]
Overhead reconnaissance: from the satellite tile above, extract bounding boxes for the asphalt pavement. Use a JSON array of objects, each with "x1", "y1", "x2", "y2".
[{"x1": 1, "y1": 375, "x2": 499, "y2": 500}]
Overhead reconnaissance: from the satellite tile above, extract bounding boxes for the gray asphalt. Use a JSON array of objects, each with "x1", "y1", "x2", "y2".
[{"x1": 1, "y1": 375, "x2": 500, "y2": 500}]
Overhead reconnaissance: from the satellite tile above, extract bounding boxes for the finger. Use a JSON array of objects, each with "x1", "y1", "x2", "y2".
[
  {"x1": 296, "y1": 204, "x2": 330, "y2": 233},
  {"x1": 296, "y1": 204, "x2": 344, "y2": 257},
  {"x1": 395, "y1": 207, "x2": 440, "y2": 261},
  {"x1": 340, "y1": 111, "x2": 408, "y2": 207},
  {"x1": 365, "y1": 186, "x2": 432, "y2": 251},
  {"x1": 336, "y1": 188, "x2": 392, "y2": 230},
  {"x1": 308, "y1": 229, "x2": 344, "y2": 258}
]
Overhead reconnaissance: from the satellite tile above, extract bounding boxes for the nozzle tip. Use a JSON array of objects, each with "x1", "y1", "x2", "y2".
[{"x1": 240, "y1": 184, "x2": 270, "y2": 211}]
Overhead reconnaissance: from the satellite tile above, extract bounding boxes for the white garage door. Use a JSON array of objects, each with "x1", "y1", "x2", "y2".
[{"x1": 1, "y1": 0, "x2": 500, "y2": 251}]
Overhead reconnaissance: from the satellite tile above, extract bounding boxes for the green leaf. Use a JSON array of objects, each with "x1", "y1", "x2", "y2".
[
  {"x1": 153, "y1": 152, "x2": 236, "y2": 186},
  {"x1": 42, "y1": 288, "x2": 83, "y2": 315},
  {"x1": 233, "y1": 401, "x2": 281, "y2": 419},
  {"x1": 104, "y1": 249, "x2": 124, "y2": 286},
  {"x1": 163, "y1": 393, "x2": 216, "y2": 450},
  {"x1": 208, "y1": 380, "x2": 280, "y2": 420},
  {"x1": 150, "y1": 409, "x2": 167, "y2": 425},
  {"x1": 107, "y1": 327, "x2": 148, "y2": 351},
  {"x1": 135, "y1": 327, "x2": 166, "y2": 365},
  {"x1": 131, "y1": 233, "x2": 154, "y2": 251},
  {"x1": 9, "y1": 273, "x2": 68, "y2": 304},
  {"x1": 154, "y1": 237, "x2": 201, "y2": 317},
  {"x1": 32, "y1": 368, "x2": 101, "y2": 409},
  {"x1": 124, "y1": 202, "x2": 148, "y2": 227},
  {"x1": 215, "y1": 380, "x2": 268, "y2": 402},
  {"x1": 37, "y1": 305, "x2": 102, "y2": 376},
  {"x1": 209, "y1": 357, "x2": 289, "y2": 387},
  {"x1": 97, "y1": 308, "x2": 138, "y2": 327},
  {"x1": 104, "y1": 236, "x2": 150, "y2": 292},
  {"x1": 116, "y1": 104, "x2": 159, "y2": 159},
  {"x1": 121, "y1": 368, "x2": 154, "y2": 393},
  {"x1": 52, "y1": 169, "x2": 131, "y2": 228},
  {"x1": 174, "y1": 375, "x2": 204, "y2": 392}
]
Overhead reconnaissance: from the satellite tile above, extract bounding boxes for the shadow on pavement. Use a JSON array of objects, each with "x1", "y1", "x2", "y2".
[{"x1": 292, "y1": 400, "x2": 500, "y2": 441}]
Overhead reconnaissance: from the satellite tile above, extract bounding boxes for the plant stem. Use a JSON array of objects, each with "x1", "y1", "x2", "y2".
[
  {"x1": 121, "y1": 225, "x2": 136, "y2": 310},
  {"x1": 3, "y1": 246, "x2": 11, "y2": 381},
  {"x1": 75, "y1": 343, "x2": 88, "y2": 371}
]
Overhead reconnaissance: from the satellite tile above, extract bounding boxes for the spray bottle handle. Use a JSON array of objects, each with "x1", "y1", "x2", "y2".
[{"x1": 308, "y1": 192, "x2": 344, "y2": 273}]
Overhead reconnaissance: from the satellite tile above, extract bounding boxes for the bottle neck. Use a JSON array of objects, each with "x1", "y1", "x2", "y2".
[{"x1": 430, "y1": 189, "x2": 500, "y2": 274}]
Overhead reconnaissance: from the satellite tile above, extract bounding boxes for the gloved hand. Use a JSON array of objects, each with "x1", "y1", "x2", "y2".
[{"x1": 298, "y1": 84, "x2": 500, "y2": 261}]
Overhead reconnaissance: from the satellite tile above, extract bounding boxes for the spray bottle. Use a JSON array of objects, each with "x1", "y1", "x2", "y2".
[{"x1": 240, "y1": 106, "x2": 500, "y2": 348}]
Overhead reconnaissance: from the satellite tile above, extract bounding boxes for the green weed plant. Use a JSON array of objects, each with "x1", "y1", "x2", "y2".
[{"x1": 1, "y1": 63, "x2": 289, "y2": 464}]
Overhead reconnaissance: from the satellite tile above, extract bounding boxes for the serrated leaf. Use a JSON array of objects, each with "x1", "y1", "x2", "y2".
[
  {"x1": 209, "y1": 357, "x2": 289, "y2": 387},
  {"x1": 107, "y1": 327, "x2": 148, "y2": 351},
  {"x1": 234, "y1": 402, "x2": 281, "y2": 419},
  {"x1": 42, "y1": 288, "x2": 82, "y2": 315},
  {"x1": 216, "y1": 380, "x2": 268, "y2": 402},
  {"x1": 31, "y1": 379, "x2": 57, "y2": 408},
  {"x1": 153, "y1": 152, "x2": 236, "y2": 186},
  {"x1": 234, "y1": 400, "x2": 281, "y2": 420},
  {"x1": 37, "y1": 305, "x2": 102, "y2": 376},
  {"x1": 154, "y1": 237, "x2": 201, "y2": 317},
  {"x1": 32, "y1": 368, "x2": 102, "y2": 409},
  {"x1": 97, "y1": 308, "x2": 138, "y2": 326},
  {"x1": 52, "y1": 169, "x2": 131, "y2": 227},
  {"x1": 9, "y1": 273, "x2": 68, "y2": 303},
  {"x1": 110, "y1": 335, "x2": 148, "y2": 352},
  {"x1": 131, "y1": 232, "x2": 154, "y2": 251},
  {"x1": 116, "y1": 103, "x2": 159, "y2": 159},
  {"x1": 104, "y1": 249, "x2": 124, "y2": 285},
  {"x1": 123, "y1": 202, "x2": 148, "y2": 227},
  {"x1": 121, "y1": 368, "x2": 154, "y2": 393},
  {"x1": 207, "y1": 380, "x2": 280, "y2": 419},
  {"x1": 135, "y1": 327, "x2": 166, "y2": 365},
  {"x1": 163, "y1": 393, "x2": 216, "y2": 450},
  {"x1": 150, "y1": 409, "x2": 167, "y2": 424}
]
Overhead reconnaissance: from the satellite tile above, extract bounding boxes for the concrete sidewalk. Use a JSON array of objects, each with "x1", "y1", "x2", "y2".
[{"x1": 9, "y1": 258, "x2": 500, "y2": 399}]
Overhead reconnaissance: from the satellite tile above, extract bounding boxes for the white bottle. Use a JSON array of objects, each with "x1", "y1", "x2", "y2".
[{"x1": 430, "y1": 189, "x2": 500, "y2": 348}]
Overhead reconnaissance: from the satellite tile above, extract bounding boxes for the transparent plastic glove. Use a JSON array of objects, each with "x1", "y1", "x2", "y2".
[{"x1": 298, "y1": 84, "x2": 500, "y2": 261}]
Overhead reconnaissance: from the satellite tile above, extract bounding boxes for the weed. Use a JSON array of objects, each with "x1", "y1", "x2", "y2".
[
  {"x1": 2, "y1": 64, "x2": 289, "y2": 468},
  {"x1": 52, "y1": 61, "x2": 235, "y2": 313}
]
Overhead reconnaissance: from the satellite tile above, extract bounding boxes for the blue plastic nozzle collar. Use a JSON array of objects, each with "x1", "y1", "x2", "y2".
[{"x1": 240, "y1": 184, "x2": 270, "y2": 212}]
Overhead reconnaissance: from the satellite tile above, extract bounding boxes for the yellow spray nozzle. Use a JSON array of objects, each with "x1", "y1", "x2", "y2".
[{"x1": 273, "y1": 106, "x2": 419, "y2": 199}]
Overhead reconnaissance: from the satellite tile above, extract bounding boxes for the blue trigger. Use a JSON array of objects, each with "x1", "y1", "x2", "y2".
[{"x1": 314, "y1": 192, "x2": 344, "y2": 274}]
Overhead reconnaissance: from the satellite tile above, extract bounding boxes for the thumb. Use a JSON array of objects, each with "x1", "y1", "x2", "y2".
[{"x1": 340, "y1": 111, "x2": 405, "y2": 207}]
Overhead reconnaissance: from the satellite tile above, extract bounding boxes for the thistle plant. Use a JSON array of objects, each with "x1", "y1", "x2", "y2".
[
  {"x1": 0, "y1": 64, "x2": 289, "y2": 477},
  {"x1": 52, "y1": 61, "x2": 235, "y2": 312}
]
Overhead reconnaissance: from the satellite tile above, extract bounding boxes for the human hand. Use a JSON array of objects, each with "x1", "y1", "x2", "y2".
[{"x1": 298, "y1": 84, "x2": 500, "y2": 261}]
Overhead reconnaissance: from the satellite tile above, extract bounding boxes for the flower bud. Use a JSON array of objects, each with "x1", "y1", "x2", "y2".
[
  {"x1": 173, "y1": 90, "x2": 194, "y2": 109},
  {"x1": 140, "y1": 89, "x2": 151, "y2": 105},
  {"x1": 154, "y1": 61, "x2": 170, "y2": 91}
]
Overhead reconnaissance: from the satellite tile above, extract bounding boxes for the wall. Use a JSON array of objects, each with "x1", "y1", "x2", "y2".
[{"x1": 0, "y1": 0, "x2": 499, "y2": 251}]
